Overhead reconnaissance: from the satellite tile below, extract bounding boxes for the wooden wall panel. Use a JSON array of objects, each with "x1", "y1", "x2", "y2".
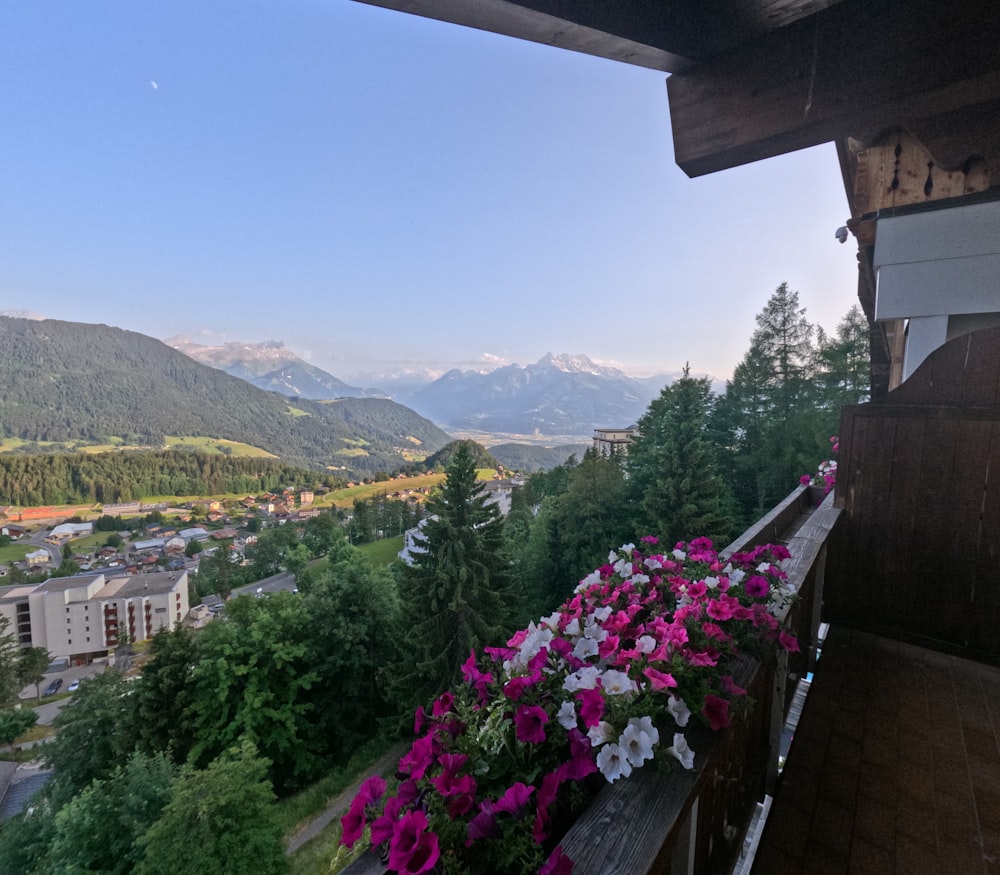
[{"x1": 826, "y1": 327, "x2": 1000, "y2": 661}]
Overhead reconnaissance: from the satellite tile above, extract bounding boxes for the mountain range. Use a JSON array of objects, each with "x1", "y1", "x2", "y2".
[
  {"x1": 167, "y1": 337, "x2": 379, "y2": 400},
  {"x1": 174, "y1": 340, "x2": 674, "y2": 437},
  {"x1": 0, "y1": 316, "x2": 450, "y2": 476},
  {"x1": 403, "y1": 353, "x2": 667, "y2": 436}
]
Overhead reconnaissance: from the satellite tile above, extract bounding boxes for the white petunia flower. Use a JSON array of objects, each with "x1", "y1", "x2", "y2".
[
  {"x1": 563, "y1": 666, "x2": 600, "y2": 692},
  {"x1": 672, "y1": 548, "x2": 687, "y2": 560},
  {"x1": 596, "y1": 742, "x2": 633, "y2": 782},
  {"x1": 629, "y1": 715, "x2": 660, "y2": 746},
  {"x1": 587, "y1": 720, "x2": 616, "y2": 746},
  {"x1": 666, "y1": 733, "x2": 695, "y2": 770},
  {"x1": 601, "y1": 669, "x2": 637, "y2": 696},
  {"x1": 644, "y1": 556, "x2": 663, "y2": 570},
  {"x1": 592, "y1": 606, "x2": 613, "y2": 623},
  {"x1": 620, "y1": 717, "x2": 659, "y2": 768},
  {"x1": 613, "y1": 558, "x2": 634, "y2": 578},
  {"x1": 563, "y1": 616, "x2": 581, "y2": 637},
  {"x1": 572, "y1": 636, "x2": 599, "y2": 661},
  {"x1": 629, "y1": 573, "x2": 650, "y2": 585},
  {"x1": 583, "y1": 619, "x2": 608, "y2": 643},
  {"x1": 666, "y1": 694, "x2": 691, "y2": 727},
  {"x1": 704, "y1": 576, "x2": 719, "y2": 590},
  {"x1": 556, "y1": 701, "x2": 577, "y2": 730},
  {"x1": 635, "y1": 635, "x2": 657, "y2": 654}
]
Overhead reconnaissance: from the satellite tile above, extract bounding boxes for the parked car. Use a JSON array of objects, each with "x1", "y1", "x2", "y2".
[
  {"x1": 43, "y1": 678, "x2": 63, "y2": 697},
  {"x1": 67, "y1": 679, "x2": 80, "y2": 693}
]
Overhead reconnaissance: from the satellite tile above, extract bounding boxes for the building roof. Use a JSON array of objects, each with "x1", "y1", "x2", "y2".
[
  {"x1": 110, "y1": 571, "x2": 186, "y2": 598},
  {"x1": 32, "y1": 573, "x2": 106, "y2": 595}
]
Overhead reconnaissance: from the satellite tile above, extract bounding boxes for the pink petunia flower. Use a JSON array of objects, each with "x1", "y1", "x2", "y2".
[
  {"x1": 702, "y1": 693, "x2": 731, "y2": 730},
  {"x1": 515, "y1": 704, "x2": 550, "y2": 744}
]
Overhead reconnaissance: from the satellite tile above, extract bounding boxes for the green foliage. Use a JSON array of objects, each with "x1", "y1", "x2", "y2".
[
  {"x1": 16, "y1": 647, "x2": 51, "y2": 702},
  {"x1": 0, "y1": 707, "x2": 37, "y2": 745},
  {"x1": 0, "y1": 614, "x2": 22, "y2": 706},
  {"x1": 0, "y1": 450, "x2": 344, "y2": 506},
  {"x1": 397, "y1": 443, "x2": 514, "y2": 707},
  {"x1": 422, "y1": 439, "x2": 497, "y2": 472},
  {"x1": 135, "y1": 741, "x2": 287, "y2": 875},
  {"x1": 131, "y1": 627, "x2": 200, "y2": 764},
  {"x1": 43, "y1": 671, "x2": 137, "y2": 806},
  {"x1": 711, "y1": 283, "x2": 849, "y2": 522},
  {"x1": 504, "y1": 450, "x2": 633, "y2": 619},
  {"x1": 49, "y1": 751, "x2": 177, "y2": 875},
  {"x1": 627, "y1": 367, "x2": 735, "y2": 546},
  {"x1": 188, "y1": 593, "x2": 321, "y2": 795},
  {"x1": 301, "y1": 553, "x2": 401, "y2": 760}
]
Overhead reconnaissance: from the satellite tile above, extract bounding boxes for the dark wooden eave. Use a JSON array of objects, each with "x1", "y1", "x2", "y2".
[{"x1": 352, "y1": 0, "x2": 1000, "y2": 178}]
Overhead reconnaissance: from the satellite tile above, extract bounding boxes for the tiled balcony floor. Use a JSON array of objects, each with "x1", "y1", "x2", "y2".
[{"x1": 751, "y1": 626, "x2": 1000, "y2": 875}]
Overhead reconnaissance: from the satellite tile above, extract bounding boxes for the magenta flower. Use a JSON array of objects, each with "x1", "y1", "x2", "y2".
[
  {"x1": 431, "y1": 691, "x2": 454, "y2": 716},
  {"x1": 339, "y1": 797, "x2": 367, "y2": 849},
  {"x1": 778, "y1": 629, "x2": 800, "y2": 652},
  {"x1": 515, "y1": 704, "x2": 550, "y2": 744},
  {"x1": 388, "y1": 810, "x2": 440, "y2": 875},
  {"x1": 357, "y1": 774, "x2": 386, "y2": 805},
  {"x1": 430, "y1": 752, "x2": 470, "y2": 796},
  {"x1": 398, "y1": 733, "x2": 435, "y2": 780},
  {"x1": 495, "y1": 781, "x2": 535, "y2": 816},
  {"x1": 576, "y1": 687, "x2": 605, "y2": 728},
  {"x1": 745, "y1": 574, "x2": 770, "y2": 598},
  {"x1": 642, "y1": 667, "x2": 677, "y2": 691},
  {"x1": 467, "y1": 802, "x2": 499, "y2": 842},
  {"x1": 702, "y1": 693, "x2": 731, "y2": 730},
  {"x1": 540, "y1": 846, "x2": 575, "y2": 874}
]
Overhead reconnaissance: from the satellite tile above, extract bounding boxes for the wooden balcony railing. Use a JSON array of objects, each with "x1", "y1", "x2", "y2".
[
  {"x1": 562, "y1": 487, "x2": 840, "y2": 875},
  {"x1": 343, "y1": 485, "x2": 841, "y2": 875}
]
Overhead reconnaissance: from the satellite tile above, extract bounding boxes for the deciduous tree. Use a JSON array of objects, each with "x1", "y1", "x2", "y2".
[{"x1": 135, "y1": 741, "x2": 286, "y2": 875}]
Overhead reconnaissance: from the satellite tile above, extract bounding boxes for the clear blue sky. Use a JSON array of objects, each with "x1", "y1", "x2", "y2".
[{"x1": 1, "y1": 0, "x2": 859, "y2": 383}]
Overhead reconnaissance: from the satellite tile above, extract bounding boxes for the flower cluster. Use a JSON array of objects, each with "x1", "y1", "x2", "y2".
[
  {"x1": 800, "y1": 435, "x2": 839, "y2": 495},
  {"x1": 341, "y1": 537, "x2": 799, "y2": 875}
]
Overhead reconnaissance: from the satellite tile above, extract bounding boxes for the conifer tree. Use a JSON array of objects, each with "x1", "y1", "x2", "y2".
[
  {"x1": 397, "y1": 442, "x2": 512, "y2": 707},
  {"x1": 627, "y1": 366, "x2": 735, "y2": 546},
  {"x1": 712, "y1": 283, "x2": 843, "y2": 520}
]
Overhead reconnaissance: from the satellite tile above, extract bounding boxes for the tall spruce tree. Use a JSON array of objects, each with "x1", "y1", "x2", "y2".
[
  {"x1": 817, "y1": 303, "x2": 871, "y2": 408},
  {"x1": 712, "y1": 283, "x2": 840, "y2": 520},
  {"x1": 397, "y1": 442, "x2": 512, "y2": 708},
  {"x1": 627, "y1": 366, "x2": 735, "y2": 547}
]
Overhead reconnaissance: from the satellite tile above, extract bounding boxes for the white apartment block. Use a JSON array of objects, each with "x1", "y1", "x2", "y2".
[{"x1": 0, "y1": 570, "x2": 189, "y2": 661}]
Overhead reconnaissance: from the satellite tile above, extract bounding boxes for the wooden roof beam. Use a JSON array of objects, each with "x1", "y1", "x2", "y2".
[
  {"x1": 667, "y1": 0, "x2": 1000, "y2": 177},
  {"x1": 352, "y1": 0, "x2": 725, "y2": 72}
]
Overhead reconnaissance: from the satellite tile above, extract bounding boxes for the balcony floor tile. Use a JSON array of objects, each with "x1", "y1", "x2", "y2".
[{"x1": 752, "y1": 625, "x2": 1000, "y2": 875}]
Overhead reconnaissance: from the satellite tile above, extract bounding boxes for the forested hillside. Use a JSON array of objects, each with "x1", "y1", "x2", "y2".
[
  {"x1": 0, "y1": 452, "x2": 344, "y2": 506},
  {"x1": 0, "y1": 316, "x2": 450, "y2": 476}
]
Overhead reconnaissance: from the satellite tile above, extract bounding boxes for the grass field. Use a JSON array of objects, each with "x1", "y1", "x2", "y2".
[
  {"x1": 164, "y1": 436, "x2": 277, "y2": 457},
  {"x1": 355, "y1": 536, "x2": 404, "y2": 566},
  {"x1": 0, "y1": 543, "x2": 31, "y2": 565}
]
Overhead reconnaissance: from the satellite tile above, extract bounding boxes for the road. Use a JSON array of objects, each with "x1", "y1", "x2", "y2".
[{"x1": 199, "y1": 569, "x2": 299, "y2": 610}]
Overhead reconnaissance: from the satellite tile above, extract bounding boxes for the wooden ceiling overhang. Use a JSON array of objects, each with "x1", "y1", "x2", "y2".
[{"x1": 354, "y1": 0, "x2": 1000, "y2": 182}]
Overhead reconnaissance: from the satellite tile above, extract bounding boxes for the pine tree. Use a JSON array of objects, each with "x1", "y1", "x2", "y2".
[
  {"x1": 817, "y1": 304, "x2": 871, "y2": 408},
  {"x1": 627, "y1": 366, "x2": 735, "y2": 547},
  {"x1": 397, "y1": 442, "x2": 512, "y2": 707},
  {"x1": 712, "y1": 283, "x2": 841, "y2": 520}
]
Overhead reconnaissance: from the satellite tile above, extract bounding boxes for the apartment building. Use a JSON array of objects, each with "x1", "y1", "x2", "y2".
[{"x1": 0, "y1": 570, "x2": 189, "y2": 661}]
